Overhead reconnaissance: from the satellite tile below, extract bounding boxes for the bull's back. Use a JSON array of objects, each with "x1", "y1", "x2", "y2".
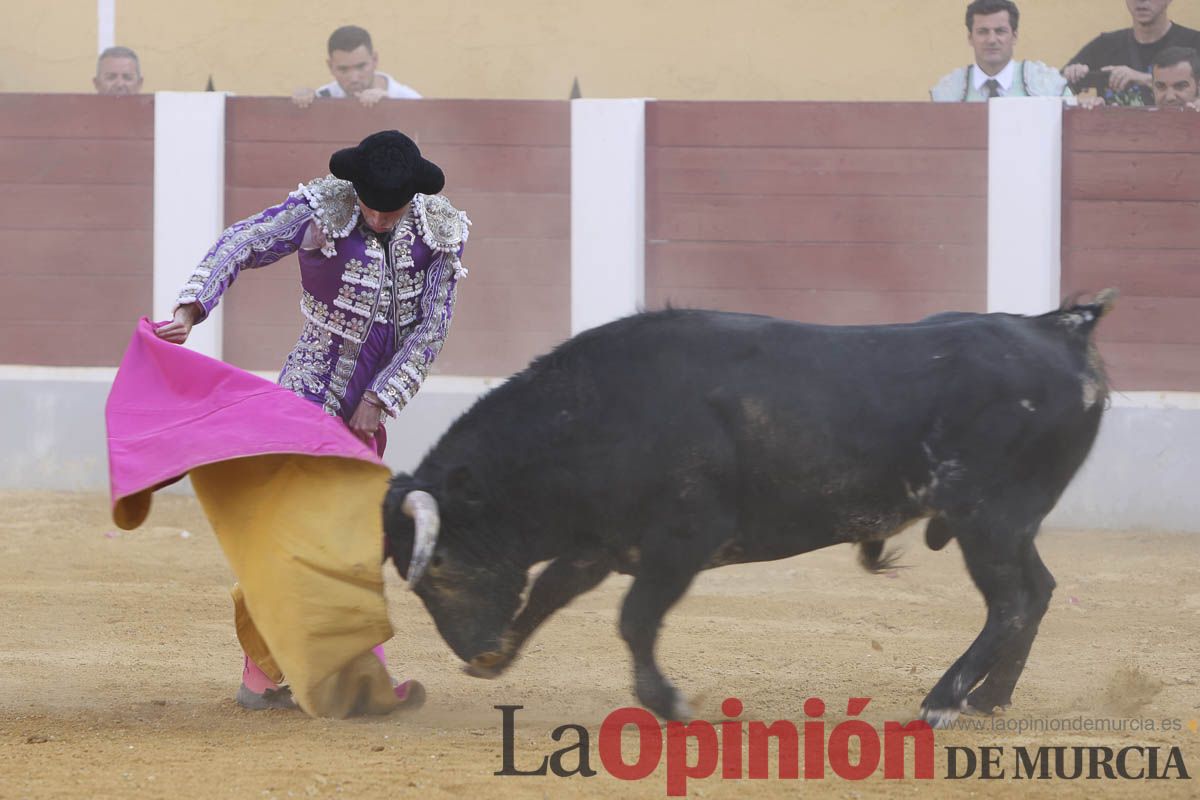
[
  {"x1": 576, "y1": 308, "x2": 1093, "y2": 439},
  {"x1": 565, "y1": 309, "x2": 1102, "y2": 537},
  {"x1": 434, "y1": 308, "x2": 1104, "y2": 556}
]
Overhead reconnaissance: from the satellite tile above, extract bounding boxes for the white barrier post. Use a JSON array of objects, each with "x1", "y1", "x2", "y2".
[
  {"x1": 987, "y1": 96, "x2": 1063, "y2": 314},
  {"x1": 153, "y1": 92, "x2": 226, "y2": 359},
  {"x1": 570, "y1": 99, "x2": 647, "y2": 334},
  {"x1": 97, "y1": 0, "x2": 115, "y2": 52}
]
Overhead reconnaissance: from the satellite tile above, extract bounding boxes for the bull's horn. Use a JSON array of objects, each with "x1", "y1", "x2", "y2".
[{"x1": 402, "y1": 490, "x2": 440, "y2": 589}]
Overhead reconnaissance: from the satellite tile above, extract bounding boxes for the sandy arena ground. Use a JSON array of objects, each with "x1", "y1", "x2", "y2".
[{"x1": 0, "y1": 490, "x2": 1197, "y2": 799}]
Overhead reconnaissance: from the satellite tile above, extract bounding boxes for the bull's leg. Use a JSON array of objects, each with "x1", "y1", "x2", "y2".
[
  {"x1": 465, "y1": 556, "x2": 611, "y2": 678},
  {"x1": 920, "y1": 520, "x2": 1039, "y2": 728},
  {"x1": 965, "y1": 543, "x2": 1055, "y2": 714},
  {"x1": 618, "y1": 553, "x2": 702, "y2": 721}
]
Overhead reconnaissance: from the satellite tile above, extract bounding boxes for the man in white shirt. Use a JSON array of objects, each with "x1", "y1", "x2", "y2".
[
  {"x1": 931, "y1": 0, "x2": 1076, "y2": 102},
  {"x1": 293, "y1": 25, "x2": 421, "y2": 108}
]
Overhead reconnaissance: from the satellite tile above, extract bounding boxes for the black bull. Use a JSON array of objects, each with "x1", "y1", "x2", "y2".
[{"x1": 384, "y1": 295, "x2": 1115, "y2": 726}]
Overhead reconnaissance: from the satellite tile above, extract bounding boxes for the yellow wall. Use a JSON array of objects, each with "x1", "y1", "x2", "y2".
[
  {"x1": 4, "y1": 0, "x2": 96, "y2": 94},
  {"x1": 5, "y1": 1, "x2": 1199, "y2": 99}
]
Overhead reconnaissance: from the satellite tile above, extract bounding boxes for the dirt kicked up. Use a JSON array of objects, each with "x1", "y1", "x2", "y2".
[{"x1": 0, "y1": 490, "x2": 1197, "y2": 799}]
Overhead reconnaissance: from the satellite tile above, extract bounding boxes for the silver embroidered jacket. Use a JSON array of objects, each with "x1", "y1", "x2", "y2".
[{"x1": 176, "y1": 175, "x2": 470, "y2": 415}]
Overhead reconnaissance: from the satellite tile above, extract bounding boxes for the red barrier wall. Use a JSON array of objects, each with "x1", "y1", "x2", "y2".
[
  {"x1": 646, "y1": 102, "x2": 988, "y2": 324},
  {"x1": 0, "y1": 95, "x2": 154, "y2": 366},
  {"x1": 1063, "y1": 110, "x2": 1200, "y2": 391},
  {"x1": 3, "y1": 97, "x2": 1195, "y2": 392},
  {"x1": 219, "y1": 98, "x2": 570, "y2": 377}
]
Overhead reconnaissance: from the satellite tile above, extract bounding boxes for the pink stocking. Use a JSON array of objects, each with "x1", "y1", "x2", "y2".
[
  {"x1": 241, "y1": 654, "x2": 278, "y2": 693},
  {"x1": 243, "y1": 647, "x2": 390, "y2": 692}
]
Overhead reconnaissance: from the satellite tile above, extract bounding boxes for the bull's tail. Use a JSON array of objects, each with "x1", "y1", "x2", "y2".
[{"x1": 858, "y1": 541, "x2": 903, "y2": 574}]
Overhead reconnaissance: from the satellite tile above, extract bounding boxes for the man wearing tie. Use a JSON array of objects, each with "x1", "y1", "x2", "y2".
[{"x1": 931, "y1": 0, "x2": 1075, "y2": 102}]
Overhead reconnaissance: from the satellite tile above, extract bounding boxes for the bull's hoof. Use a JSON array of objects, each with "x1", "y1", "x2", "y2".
[
  {"x1": 919, "y1": 705, "x2": 963, "y2": 729},
  {"x1": 963, "y1": 701, "x2": 1010, "y2": 717},
  {"x1": 462, "y1": 663, "x2": 501, "y2": 679},
  {"x1": 643, "y1": 694, "x2": 693, "y2": 722},
  {"x1": 637, "y1": 675, "x2": 692, "y2": 721},
  {"x1": 966, "y1": 684, "x2": 1013, "y2": 716},
  {"x1": 668, "y1": 695, "x2": 694, "y2": 722},
  {"x1": 463, "y1": 651, "x2": 508, "y2": 679}
]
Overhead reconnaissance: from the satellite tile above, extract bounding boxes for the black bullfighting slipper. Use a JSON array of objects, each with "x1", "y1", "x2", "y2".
[{"x1": 235, "y1": 683, "x2": 299, "y2": 711}]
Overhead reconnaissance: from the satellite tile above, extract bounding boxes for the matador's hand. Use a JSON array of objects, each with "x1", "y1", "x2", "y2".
[
  {"x1": 155, "y1": 303, "x2": 201, "y2": 344},
  {"x1": 348, "y1": 395, "x2": 386, "y2": 443}
]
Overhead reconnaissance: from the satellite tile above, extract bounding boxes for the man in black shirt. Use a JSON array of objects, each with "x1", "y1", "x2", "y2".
[{"x1": 1064, "y1": 0, "x2": 1200, "y2": 105}]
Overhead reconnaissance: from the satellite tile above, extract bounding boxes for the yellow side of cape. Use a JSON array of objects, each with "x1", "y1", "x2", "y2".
[{"x1": 190, "y1": 454, "x2": 398, "y2": 718}]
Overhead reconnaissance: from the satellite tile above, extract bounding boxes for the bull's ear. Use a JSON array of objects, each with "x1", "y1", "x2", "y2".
[{"x1": 444, "y1": 464, "x2": 483, "y2": 507}]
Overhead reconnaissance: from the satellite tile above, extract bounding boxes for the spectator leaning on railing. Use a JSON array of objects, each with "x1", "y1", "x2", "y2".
[
  {"x1": 1063, "y1": 0, "x2": 1200, "y2": 107},
  {"x1": 93, "y1": 46, "x2": 142, "y2": 95},
  {"x1": 1150, "y1": 46, "x2": 1200, "y2": 110},
  {"x1": 292, "y1": 25, "x2": 420, "y2": 108},
  {"x1": 931, "y1": 0, "x2": 1080, "y2": 104}
]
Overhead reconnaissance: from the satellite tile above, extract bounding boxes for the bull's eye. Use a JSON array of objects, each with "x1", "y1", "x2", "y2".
[{"x1": 431, "y1": 554, "x2": 444, "y2": 569}]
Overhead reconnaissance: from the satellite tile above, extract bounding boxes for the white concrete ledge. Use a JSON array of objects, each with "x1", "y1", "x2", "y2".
[
  {"x1": 0, "y1": 366, "x2": 119, "y2": 382},
  {"x1": 1050, "y1": 403, "x2": 1200, "y2": 532},
  {"x1": 1109, "y1": 391, "x2": 1200, "y2": 411},
  {"x1": 4, "y1": 367, "x2": 1189, "y2": 410},
  {"x1": 4, "y1": 371, "x2": 1198, "y2": 532}
]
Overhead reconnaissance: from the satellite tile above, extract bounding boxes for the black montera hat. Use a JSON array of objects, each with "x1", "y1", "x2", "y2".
[{"x1": 329, "y1": 130, "x2": 445, "y2": 212}]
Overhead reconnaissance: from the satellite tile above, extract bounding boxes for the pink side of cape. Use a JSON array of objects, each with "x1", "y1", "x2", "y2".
[{"x1": 106, "y1": 318, "x2": 383, "y2": 514}]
